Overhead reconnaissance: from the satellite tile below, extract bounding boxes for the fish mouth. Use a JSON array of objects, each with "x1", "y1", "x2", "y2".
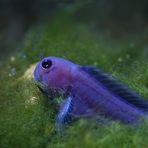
[
  {"x1": 34, "y1": 80, "x2": 50, "y2": 97},
  {"x1": 34, "y1": 80, "x2": 62, "y2": 99}
]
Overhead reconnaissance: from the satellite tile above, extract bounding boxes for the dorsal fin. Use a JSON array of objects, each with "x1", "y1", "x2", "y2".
[{"x1": 80, "y1": 66, "x2": 148, "y2": 112}]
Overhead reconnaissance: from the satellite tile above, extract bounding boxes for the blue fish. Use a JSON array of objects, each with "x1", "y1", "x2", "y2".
[{"x1": 34, "y1": 56, "x2": 148, "y2": 128}]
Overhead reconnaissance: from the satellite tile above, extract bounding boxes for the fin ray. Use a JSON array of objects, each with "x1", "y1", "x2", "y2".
[{"x1": 80, "y1": 66, "x2": 148, "y2": 112}]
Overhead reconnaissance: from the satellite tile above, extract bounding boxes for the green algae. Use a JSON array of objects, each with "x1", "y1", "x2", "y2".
[{"x1": 0, "y1": 13, "x2": 148, "y2": 148}]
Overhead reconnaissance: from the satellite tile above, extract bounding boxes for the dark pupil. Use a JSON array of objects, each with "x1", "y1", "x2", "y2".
[{"x1": 42, "y1": 59, "x2": 52, "y2": 69}]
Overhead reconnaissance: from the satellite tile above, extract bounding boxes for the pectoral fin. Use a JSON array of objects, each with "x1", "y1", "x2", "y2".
[
  {"x1": 56, "y1": 95, "x2": 96, "y2": 129},
  {"x1": 56, "y1": 96, "x2": 73, "y2": 126}
]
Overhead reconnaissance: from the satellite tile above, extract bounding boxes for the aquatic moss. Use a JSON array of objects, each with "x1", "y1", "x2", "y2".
[{"x1": 0, "y1": 13, "x2": 148, "y2": 148}]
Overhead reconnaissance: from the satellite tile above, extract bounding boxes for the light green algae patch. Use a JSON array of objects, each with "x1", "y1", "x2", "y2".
[
  {"x1": 0, "y1": 13, "x2": 148, "y2": 148},
  {"x1": 18, "y1": 64, "x2": 36, "y2": 81}
]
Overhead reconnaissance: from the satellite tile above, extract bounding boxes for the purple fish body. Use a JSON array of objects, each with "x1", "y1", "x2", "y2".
[{"x1": 34, "y1": 56, "x2": 148, "y2": 127}]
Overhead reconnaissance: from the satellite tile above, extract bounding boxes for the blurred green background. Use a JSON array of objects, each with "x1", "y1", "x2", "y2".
[
  {"x1": 1, "y1": 0, "x2": 148, "y2": 57},
  {"x1": 0, "y1": 0, "x2": 148, "y2": 147}
]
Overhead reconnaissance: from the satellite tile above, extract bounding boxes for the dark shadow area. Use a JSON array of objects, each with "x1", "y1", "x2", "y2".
[
  {"x1": 0, "y1": 0, "x2": 60, "y2": 58},
  {"x1": 1, "y1": 0, "x2": 148, "y2": 59}
]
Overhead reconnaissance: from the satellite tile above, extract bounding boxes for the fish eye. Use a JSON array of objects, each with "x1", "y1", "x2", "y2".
[{"x1": 41, "y1": 59, "x2": 52, "y2": 69}]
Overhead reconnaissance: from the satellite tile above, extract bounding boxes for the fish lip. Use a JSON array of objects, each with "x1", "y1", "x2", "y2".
[
  {"x1": 34, "y1": 80, "x2": 47, "y2": 91},
  {"x1": 34, "y1": 81, "x2": 52, "y2": 99},
  {"x1": 33, "y1": 80, "x2": 61, "y2": 99}
]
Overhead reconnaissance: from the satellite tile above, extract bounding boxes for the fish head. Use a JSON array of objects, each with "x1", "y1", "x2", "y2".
[{"x1": 33, "y1": 56, "x2": 75, "y2": 97}]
